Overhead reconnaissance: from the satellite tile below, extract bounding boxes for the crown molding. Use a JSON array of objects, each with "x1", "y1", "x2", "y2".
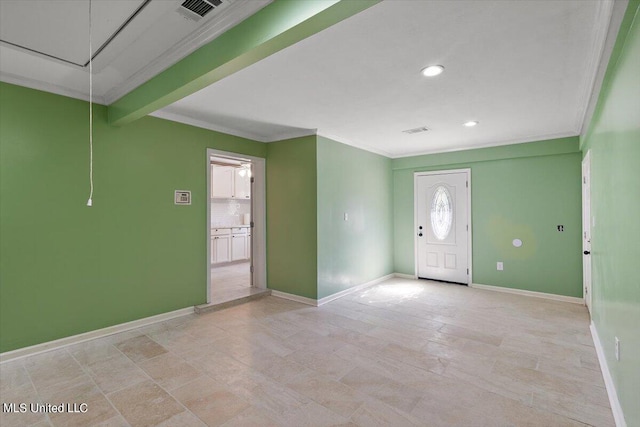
[
  {"x1": 148, "y1": 109, "x2": 578, "y2": 160},
  {"x1": 0, "y1": 72, "x2": 106, "y2": 105},
  {"x1": 149, "y1": 109, "x2": 268, "y2": 142},
  {"x1": 573, "y1": 0, "x2": 617, "y2": 134},
  {"x1": 579, "y1": 0, "x2": 628, "y2": 135},
  {"x1": 150, "y1": 108, "x2": 319, "y2": 143},
  {"x1": 102, "y1": 0, "x2": 272, "y2": 105},
  {"x1": 390, "y1": 130, "x2": 578, "y2": 159},
  {"x1": 267, "y1": 129, "x2": 318, "y2": 142},
  {"x1": 316, "y1": 131, "x2": 394, "y2": 158}
]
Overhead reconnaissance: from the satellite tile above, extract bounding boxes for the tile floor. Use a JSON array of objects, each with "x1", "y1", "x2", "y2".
[
  {"x1": 210, "y1": 262, "x2": 254, "y2": 304},
  {"x1": 0, "y1": 278, "x2": 614, "y2": 426}
]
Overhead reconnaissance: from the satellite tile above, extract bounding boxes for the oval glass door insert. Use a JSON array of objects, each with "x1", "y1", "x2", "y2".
[{"x1": 431, "y1": 186, "x2": 453, "y2": 240}]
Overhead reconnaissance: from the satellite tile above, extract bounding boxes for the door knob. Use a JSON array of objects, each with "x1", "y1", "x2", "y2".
[{"x1": 583, "y1": 250, "x2": 590, "y2": 255}]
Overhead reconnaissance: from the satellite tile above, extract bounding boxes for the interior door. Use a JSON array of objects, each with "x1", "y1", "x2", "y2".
[
  {"x1": 416, "y1": 171, "x2": 469, "y2": 284},
  {"x1": 582, "y1": 151, "x2": 592, "y2": 313}
]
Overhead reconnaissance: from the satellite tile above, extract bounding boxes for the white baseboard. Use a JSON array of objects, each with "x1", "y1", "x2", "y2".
[
  {"x1": 271, "y1": 273, "x2": 396, "y2": 307},
  {"x1": 590, "y1": 322, "x2": 627, "y2": 427},
  {"x1": 470, "y1": 283, "x2": 584, "y2": 304},
  {"x1": 270, "y1": 290, "x2": 318, "y2": 306},
  {"x1": 0, "y1": 307, "x2": 195, "y2": 363},
  {"x1": 316, "y1": 274, "x2": 395, "y2": 306},
  {"x1": 394, "y1": 273, "x2": 417, "y2": 280}
]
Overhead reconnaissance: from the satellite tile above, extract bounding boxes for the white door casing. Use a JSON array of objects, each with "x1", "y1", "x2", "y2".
[
  {"x1": 582, "y1": 151, "x2": 592, "y2": 313},
  {"x1": 206, "y1": 149, "x2": 266, "y2": 304},
  {"x1": 415, "y1": 170, "x2": 471, "y2": 284},
  {"x1": 249, "y1": 175, "x2": 254, "y2": 287}
]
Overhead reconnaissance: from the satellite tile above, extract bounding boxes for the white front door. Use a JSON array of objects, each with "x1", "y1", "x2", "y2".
[
  {"x1": 416, "y1": 171, "x2": 470, "y2": 284},
  {"x1": 582, "y1": 151, "x2": 592, "y2": 313}
]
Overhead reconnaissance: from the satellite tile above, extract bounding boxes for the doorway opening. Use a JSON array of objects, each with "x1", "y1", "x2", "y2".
[
  {"x1": 206, "y1": 149, "x2": 266, "y2": 305},
  {"x1": 582, "y1": 150, "x2": 592, "y2": 313},
  {"x1": 414, "y1": 169, "x2": 472, "y2": 285}
]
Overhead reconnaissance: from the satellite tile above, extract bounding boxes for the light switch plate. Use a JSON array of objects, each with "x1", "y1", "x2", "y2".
[{"x1": 497, "y1": 262, "x2": 503, "y2": 271}]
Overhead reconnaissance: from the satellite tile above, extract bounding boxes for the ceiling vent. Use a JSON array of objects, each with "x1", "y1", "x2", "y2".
[
  {"x1": 179, "y1": 0, "x2": 221, "y2": 20},
  {"x1": 402, "y1": 126, "x2": 430, "y2": 134}
]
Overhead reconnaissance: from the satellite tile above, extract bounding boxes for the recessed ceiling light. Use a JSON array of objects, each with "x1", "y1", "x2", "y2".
[
  {"x1": 463, "y1": 121, "x2": 479, "y2": 127},
  {"x1": 421, "y1": 65, "x2": 444, "y2": 77}
]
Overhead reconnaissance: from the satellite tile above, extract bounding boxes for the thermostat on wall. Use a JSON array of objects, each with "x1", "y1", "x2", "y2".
[{"x1": 174, "y1": 190, "x2": 191, "y2": 205}]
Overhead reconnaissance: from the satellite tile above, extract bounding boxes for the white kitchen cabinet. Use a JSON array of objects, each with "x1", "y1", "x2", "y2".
[
  {"x1": 211, "y1": 165, "x2": 234, "y2": 198},
  {"x1": 234, "y1": 169, "x2": 251, "y2": 199},
  {"x1": 211, "y1": 228, "x2": 231, "y2": 264},
  {"x1": 211, "y1": 228, "x2": 251, "y2": 264},
  {"x1": 211, "y1": 165, "x2": 251, "y2": 199},
  {"x1": 231, "y1": 228, "x2": 248, "y2": 262},
  {"x1": 231, "y1": 234, "x2": 246, "y2": 261},
  {"x1": 212, "y1": 235, "x2": 231, "y2": 263}
]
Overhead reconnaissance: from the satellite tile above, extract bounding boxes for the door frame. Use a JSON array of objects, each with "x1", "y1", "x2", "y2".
[
  {"x1": 582, "y1": 150, "x2": 592, "y2": 312},
  {"x1": 413, "y1": 169, "x2": 472, "y2": 284},
  {"x1": 206, "y1": 148, "x2": 267, "y2": 304}
]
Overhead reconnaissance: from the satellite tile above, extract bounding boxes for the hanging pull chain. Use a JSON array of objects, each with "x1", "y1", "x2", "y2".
[{"x1": 87, "y1": 0, "x2": 94, "y2": 207}]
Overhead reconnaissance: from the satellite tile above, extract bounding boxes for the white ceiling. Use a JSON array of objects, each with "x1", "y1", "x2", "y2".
[
  {"x1": 156, "y1": 0, "x2": 622, "y2": 157},
  {"x1": 0, "y1": 0, "x2": 625, "y2": 158},
  {"x1": 0, "y1": 0, "x2": 145, "y2": 66},
  {"x1": 0, "y1": 0, "x2": 271, "y2": 104}
]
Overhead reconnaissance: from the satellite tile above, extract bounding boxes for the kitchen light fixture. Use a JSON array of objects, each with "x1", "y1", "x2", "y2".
[
  {"x1": 463, "y1": 121, "x2": 479, "y2": 127},
  {"x1": 421, "y1": 65, "x2": 444, "y2": 77}
]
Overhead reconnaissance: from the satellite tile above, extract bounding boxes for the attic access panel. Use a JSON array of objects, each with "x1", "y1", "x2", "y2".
[{"x1": 0, "y1": 0, "x2": 149, "y2": 67}]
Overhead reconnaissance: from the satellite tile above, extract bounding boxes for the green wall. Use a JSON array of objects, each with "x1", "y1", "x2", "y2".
[
  {"x1": 0, "y1": 82, "x2": 265, "y2": 352},
  {"x1": 316, "y1": 136, "x2": 393, "y2": 299},
  {"x1": 392, "y1": 137, "x2": 583, "y2": 297},
  {"x1": 265, "y1": 136, "x2": 318, "y2": 299},
  {"x1": 265, "y1": 135, "x2": 394, "y2": 301},
  {"x1": 580, "y1": 1, "x2": 640, "y2": 424}
]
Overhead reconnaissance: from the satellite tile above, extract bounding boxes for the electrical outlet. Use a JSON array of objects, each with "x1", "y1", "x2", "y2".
[
  {"x1": 497, "y1": 262, "x2": 503, "y2": 271},
  {"x1": 615, "y1": 337, "x2": 620, "y2": 361},
  {"x1": 344, "y1": 212, "x2": 348, "y2": 221}
]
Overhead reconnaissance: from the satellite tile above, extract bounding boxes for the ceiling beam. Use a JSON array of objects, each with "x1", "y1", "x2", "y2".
[{"x1": 108, "y1": 0, "x2": 380, "y2": 126}]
